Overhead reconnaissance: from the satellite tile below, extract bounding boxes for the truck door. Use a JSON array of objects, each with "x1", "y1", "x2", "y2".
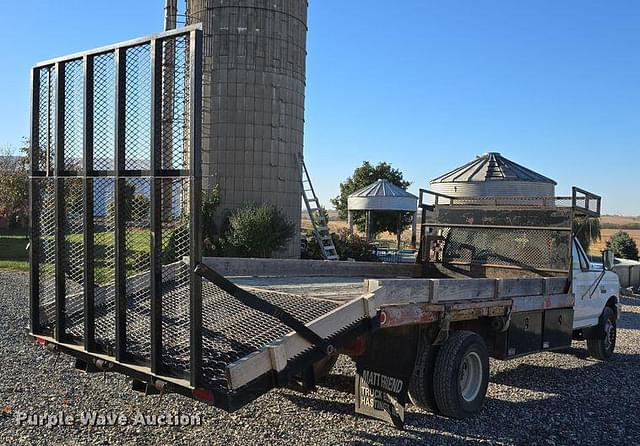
[{"x1": 571, "y1": 240, "x2": 604, "y2": 329}]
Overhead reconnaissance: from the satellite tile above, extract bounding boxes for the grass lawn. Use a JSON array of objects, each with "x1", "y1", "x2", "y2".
[
  {"x1": 0, "y1": 226, "x2": 186, "y2": 279},
  {"x1": 0, "y1": 228, "x2": 29, "y2": 271}
]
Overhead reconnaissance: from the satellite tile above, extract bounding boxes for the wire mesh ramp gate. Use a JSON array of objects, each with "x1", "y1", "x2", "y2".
[{"x1": 29, "y1": 26, "x2": 370, "y2": 410}]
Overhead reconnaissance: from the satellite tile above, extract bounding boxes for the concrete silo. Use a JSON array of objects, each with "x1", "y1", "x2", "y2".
[
  {"x1": 186, "y1": 0, "x2": 308, "y2": 258},
  {"x1": 430, "y1": 152, "x2": 556, "y2": 198}
]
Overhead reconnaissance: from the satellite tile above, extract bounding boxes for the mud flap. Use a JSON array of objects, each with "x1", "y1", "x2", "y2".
[{"x1": 354, "y1": 330, "x2": 419, "y2": 428}]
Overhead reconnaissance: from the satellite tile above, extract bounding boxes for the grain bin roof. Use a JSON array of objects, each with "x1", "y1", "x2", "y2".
[
  {"x1": 431, "y1": 152, "x2": 557, "y2": 185},
  {"x1": 347, "y1": 179, "x2": 418, "y2": 211}
]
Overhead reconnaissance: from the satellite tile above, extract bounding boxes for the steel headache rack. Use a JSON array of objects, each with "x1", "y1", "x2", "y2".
[
  {"x1": 418, "y1": 187, "x2": 601, "y2": 279},
  {"x1": 28, "y1": 26, "x2": 371, "y2": 410}
]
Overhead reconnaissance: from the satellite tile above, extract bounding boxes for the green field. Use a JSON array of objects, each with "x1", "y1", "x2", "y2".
[
  {"x1": 0, "y1": 227, "x2": 188, "y2": 283},
  {"x1": 0, "y1": 229, "x2": 29, "y2": 271}
]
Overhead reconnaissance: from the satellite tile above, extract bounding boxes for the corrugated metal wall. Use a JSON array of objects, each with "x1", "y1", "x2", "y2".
[
  {"x1": 430, "y1": 181, "x2": 555, "y2": 198},
  {"x1": 187, "y1": 0, "x2": 307, "y2": 258}
]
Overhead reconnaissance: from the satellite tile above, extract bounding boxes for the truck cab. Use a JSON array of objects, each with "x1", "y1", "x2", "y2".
[{"x1": 571, "y1": 238, "x2": 621, "y2": 330}]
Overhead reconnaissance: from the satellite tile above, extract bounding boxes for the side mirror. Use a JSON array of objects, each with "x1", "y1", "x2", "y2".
[{"x1": 602, "y1": 250, "x2": 615, "y2": 271}]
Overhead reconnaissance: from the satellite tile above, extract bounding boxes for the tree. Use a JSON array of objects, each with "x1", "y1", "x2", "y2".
[
  {"x1": 331, "y1": 161, "x2": 412, "y2": 237},
  {"x1": 332, "y1": 228, "x2": 378, "y2": 262},
  {"x1": 606, "y1": 231, "x2": 639, "y2": 261},
  {"x1": 106, "y1": 182, "x2": 150, "y2": 224},
  {"x1": 0, "y1": 140, "x2": 29, "y2": 229},
  {"x1": 573, "y1": 217, "x2": 601, "y2": 253},
  {"x1": 222, "y1": 204, "x2": 295, "y2": 258}
]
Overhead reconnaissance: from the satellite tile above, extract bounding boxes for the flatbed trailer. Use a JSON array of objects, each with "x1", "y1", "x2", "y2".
[{"x1": 27, "y1": 27, "x2": 621, "y2": 428}]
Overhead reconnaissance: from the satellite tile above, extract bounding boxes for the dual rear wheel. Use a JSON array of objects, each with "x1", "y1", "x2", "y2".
[{"x1": 409, "y1": 331, "x2": 489, "y2": 419}]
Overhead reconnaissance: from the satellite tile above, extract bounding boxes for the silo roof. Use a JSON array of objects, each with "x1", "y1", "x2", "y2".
[
  {"x1": 347, "y1": 179, "x2": 418, "y2": 211},
  {"x1": 431, "y1": 152, "x2": 557, "y2": 185}
]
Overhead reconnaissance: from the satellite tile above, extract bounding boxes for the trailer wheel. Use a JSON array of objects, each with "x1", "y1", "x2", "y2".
[
  {"x1": 587, "y1": 306, "x2": 616, "y2": 360},
  {"x1": 433, "y1": 331, "x2": 489, "y2": 419},
  {"x1": 408, "y1": 342, "x2": 440, "y2": 413}
]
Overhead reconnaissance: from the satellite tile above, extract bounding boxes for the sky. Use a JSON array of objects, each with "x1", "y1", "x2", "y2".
[{"x1": 1, "y1": 1, "x2": 639, "y2": 215}]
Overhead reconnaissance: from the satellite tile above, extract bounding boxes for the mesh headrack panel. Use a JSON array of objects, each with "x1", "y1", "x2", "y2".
[{"x1": 418, "y1": 189, "x2": 601, "y2": 277}]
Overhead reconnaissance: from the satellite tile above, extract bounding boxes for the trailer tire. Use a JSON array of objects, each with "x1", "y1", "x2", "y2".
[
  {"x1": 586, "y1": 306, "x2": 616, "y2": 360},
  {"x1": 408, "y1": 342, "x2": 440, "y2": 413},
  {"x1": 433, "y1": 331, "x2": 489, "y2": 419}
]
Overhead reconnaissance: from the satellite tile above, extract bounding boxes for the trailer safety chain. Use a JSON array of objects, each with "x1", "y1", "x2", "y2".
[{"x1": 194, "y1": 263, "x2": 336, "y2": 356}]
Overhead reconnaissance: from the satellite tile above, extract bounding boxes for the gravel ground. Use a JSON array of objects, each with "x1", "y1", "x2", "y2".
[{"x1": 1, "y1": 270, "x2": 639, "y2": 445}]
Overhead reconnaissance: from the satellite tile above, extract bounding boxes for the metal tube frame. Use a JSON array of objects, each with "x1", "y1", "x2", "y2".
[
  {"x1": 29, "y1": 67, "x2": 40, "y2": 335},
  {"x1": 29, "y1": 25, "x2": 204, "y2": 388}
]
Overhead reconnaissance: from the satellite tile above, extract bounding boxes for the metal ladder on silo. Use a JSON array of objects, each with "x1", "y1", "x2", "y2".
[{"x1": 299, "y1": 157, "x2": 339, "y2": 260}]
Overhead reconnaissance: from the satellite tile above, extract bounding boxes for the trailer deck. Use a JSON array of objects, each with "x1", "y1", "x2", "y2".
[{"x1": 52, "y1": 262, "x2": 341, "y2": 392}]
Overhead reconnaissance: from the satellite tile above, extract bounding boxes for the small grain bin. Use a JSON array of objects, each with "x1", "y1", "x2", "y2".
[
  {"x1": 347, "y1": 179, "x2": 419, "y2": 248},
  {"x1": 430, "y1": 152, "x2": 556, "y2": 198}
]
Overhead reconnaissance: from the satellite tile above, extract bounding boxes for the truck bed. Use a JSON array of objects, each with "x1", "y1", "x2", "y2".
[{"x1": 195, "y1": 258, "x2": 570, "y2": 392}]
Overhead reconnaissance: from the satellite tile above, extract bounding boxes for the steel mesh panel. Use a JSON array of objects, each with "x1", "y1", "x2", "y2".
[
  {"x1": 63, "y1": 60, "x2": 84, "y2": 171},
  {"x1": 93, "y1": 53, "x2": 116, "y2": 171},
  {"x1": 35, "y1": 179, "x2": 56, "y2": 330},
  {"x1": 124, "y1": 177, "x2": 151, "y2": 360},
  {"x1": 93, "y1": 178, "x2": 117, "y2": 350},
  {"x1": 62, "y1": 267, "x2": 339, "y2": 389},
  {"x1": 36, "y1": 67, "x2": 56, "y2": 172},
  {"x1": 124, "y1": 44, "x2": 151, "y2": 171},
  {"x1": 62, "y1": 178, "x2": 85, "y2": 336},
  {"x1": 440, "y1": 227, "x2": 571, "y2": 272},
  {"x1": 160, "y1": 178, "x2": 191, "y2": 373},
  {"x1": 161, "y1": 35, "x2": 191, "y2": 170},
  {"x1": 200, "y1": 282, "x2": 339, "y2": 390},
  {"x1": 31, "y1": 30, "x2": 202, "y2": 384}
]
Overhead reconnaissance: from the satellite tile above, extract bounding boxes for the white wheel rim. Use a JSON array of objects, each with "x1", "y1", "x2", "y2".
[
  {"x1": 459, "y1": 351, "x2": 483, "y2": 402},
  {"x1": 604, "y1": 318, "x2": 616, "y2": 351}
]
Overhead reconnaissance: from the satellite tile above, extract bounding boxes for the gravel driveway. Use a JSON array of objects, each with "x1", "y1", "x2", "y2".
[{"x1": 1, "y1": 270, "x2": 639, "y2": 445}]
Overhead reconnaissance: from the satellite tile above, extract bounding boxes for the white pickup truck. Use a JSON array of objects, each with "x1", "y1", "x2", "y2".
[{"x1": 571, "y1": 237, "x2": 621, "y2": 359}]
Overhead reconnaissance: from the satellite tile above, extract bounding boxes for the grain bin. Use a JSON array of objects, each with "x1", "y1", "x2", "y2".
[
  {"x1": 430, "y1": 152, "x2": 556, "y2": 198},
  {"x1": 186, "y1": 0, "x2": 308, "y2": 258}
]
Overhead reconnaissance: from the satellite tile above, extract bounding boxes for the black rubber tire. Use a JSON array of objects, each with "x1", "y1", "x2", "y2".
[
  {"x1": 586, "y1": 306, "x2": 617, "y2": 360},
  {"x1": 408, "y1": 342, "x2": 440, "y2": 413},
  {"x1": 433, "y1": 331, "x2": 489, "y2": 419}
]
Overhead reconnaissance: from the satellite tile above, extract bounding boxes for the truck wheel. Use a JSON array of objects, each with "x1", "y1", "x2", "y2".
[
  {"x1": 408, "y1": 342, "x2": 440, "y2": 413},
  {"x1": 433, "y1": 331, "x2": 489, "y2": 419},
  {"x1": 587, "y1": 306, "x2": 617, "y2": 360}
]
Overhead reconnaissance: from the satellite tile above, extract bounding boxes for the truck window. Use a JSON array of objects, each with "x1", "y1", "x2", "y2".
[{"x1": 572, "y1": 240, "x2": 590, "y2": 271}]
